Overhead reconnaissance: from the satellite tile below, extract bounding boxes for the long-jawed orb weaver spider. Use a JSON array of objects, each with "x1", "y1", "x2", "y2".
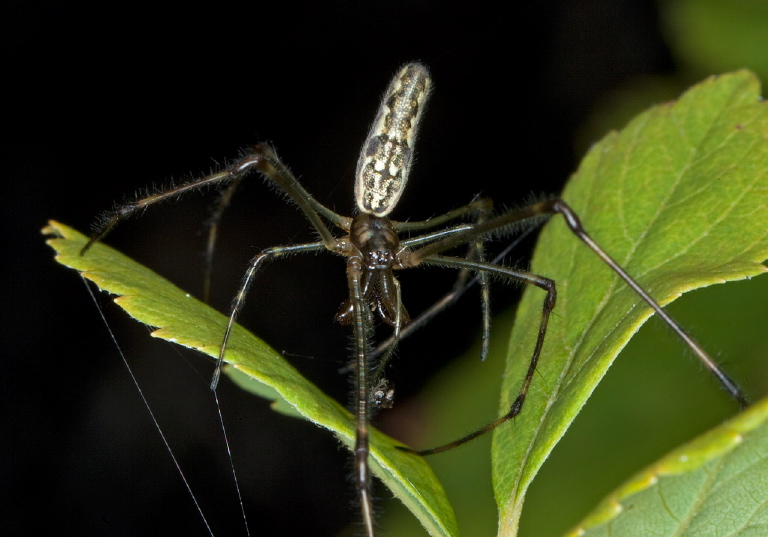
[{"x1": 81, "y1": 62, "x2": 748, "y2": 536}]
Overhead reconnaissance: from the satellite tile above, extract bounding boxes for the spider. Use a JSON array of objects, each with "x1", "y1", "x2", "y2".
[{"x1": 82, "y1": 62, "x2": 747, "y2": 536}]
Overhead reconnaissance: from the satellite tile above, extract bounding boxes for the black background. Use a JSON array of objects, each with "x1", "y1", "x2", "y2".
[{"x1": 5, "y1": 1, "x2": 677, "y2": 535}]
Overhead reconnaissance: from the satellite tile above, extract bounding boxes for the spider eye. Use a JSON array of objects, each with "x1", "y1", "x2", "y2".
[{"x1": 367, "y1": 249, "x2": 394, "y2": 269}]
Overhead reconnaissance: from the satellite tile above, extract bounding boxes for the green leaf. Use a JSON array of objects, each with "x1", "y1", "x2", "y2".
[
  {"x1": 493, "y1": 70, "x2": 768, "y2": 535},
  {"x1": 662, "y1": 0, "x2": 768, "y2": 84},
  {"x1": 43, "y1": 221, "x2": 458, "y2": 537},
  {"x1": 517, "y1": 274, "x2": 768, "y2": 536},
  {"x1": 567, "y1": 394, "x2": 768, "y2": 537}
]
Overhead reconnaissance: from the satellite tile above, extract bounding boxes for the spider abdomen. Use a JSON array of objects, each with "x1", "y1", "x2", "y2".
[{"x1": 355, "y1": 62, "x2": 432, "y2": 216}]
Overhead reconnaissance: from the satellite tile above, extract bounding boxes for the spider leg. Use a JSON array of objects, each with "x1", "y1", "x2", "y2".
[
  {"x1": 201, "y1": 145, "x2": 354, "y2": 304},
  {"x1": 370, "y1": 198, "x2": 494, "y2": 378},
  {"x1": 406, "y1": 198, "x2": 748, "y2": 407},
  {"x1": 346, "y1": 253, "x2": 376, "y2": 537},
  {"x1": 391, "y1": 197, "x2": 491, "y2": 233},
  {"x1": 549, "y1": 199, "x2": 749, "y2": 408},
  {"x1": 81, "y1": 143, "x2": 346, "y2": 255},
  {"x1": 474, "y1": 205, "x2": 492, "y2": 360},
  {"x1": 398, "y1": 197, "x2": 748, "y2": 456},
  {"x1": 396, "y1": 255, "x2": 556, "y2": 456},
  {"x1": 396, "y1": 198, "x2": 493, "y2": 357},
  {"x1": 81, "y1": 142, "x2": 359, "y2": 393},
  {"x1": 203, "y1": 175, "x2": 244, "y2": 303},
  {"x1": 371, "y1": 224, "x2": 537, "y2": 361},
  {"x1": 344, "y1": 227, "x2": 480, "y2": 380},
  {"x1": 211, "y1": 241, "x2": 327, "y2": 390}
]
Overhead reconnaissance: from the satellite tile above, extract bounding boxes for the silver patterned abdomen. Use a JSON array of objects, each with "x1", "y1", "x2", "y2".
[{"x1": 355, "y1": 63, "x2": 432, "y2": 216}]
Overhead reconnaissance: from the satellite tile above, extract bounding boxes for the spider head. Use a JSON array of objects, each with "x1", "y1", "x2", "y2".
[{"x1": 350, "y1": 212, "x2": 400, "y2": 270}]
